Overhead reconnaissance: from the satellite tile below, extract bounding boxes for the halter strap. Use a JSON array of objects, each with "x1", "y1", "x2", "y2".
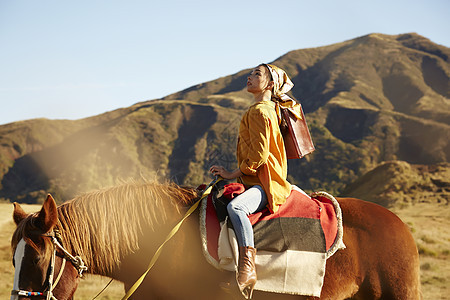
[
  {"x1": 11, "y1": 229, "x2": 87, "y2": 300},
  {"x1": 50, "y1": 234, "x2": 88, "y2": 276},
  {"x1": 53, "y1": 257, "x2": 66, "y2": 288}
]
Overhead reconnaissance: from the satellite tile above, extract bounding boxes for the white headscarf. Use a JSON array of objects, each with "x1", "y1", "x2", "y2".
[{"x1": 264, "y1": 64, "x2": 302, "y2": 122}]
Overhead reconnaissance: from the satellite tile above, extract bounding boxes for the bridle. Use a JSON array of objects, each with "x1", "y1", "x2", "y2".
[{"x1": 11, "y1": 229, "x2": 88, "y2": 300}]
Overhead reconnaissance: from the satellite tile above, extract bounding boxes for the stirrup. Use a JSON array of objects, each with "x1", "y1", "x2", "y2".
[
  {"x1": 220, "y1": 280, "x2": 254, "y2": 299},
  {"x1": 220, "y1": 280, "x2": 255, "y2": 299},
  {"x1": 241, "y1": 286, "x2": 254, "y2": 299},
  {"x1": 238, "y1": 281, "x2": 255, "y2": 299}
]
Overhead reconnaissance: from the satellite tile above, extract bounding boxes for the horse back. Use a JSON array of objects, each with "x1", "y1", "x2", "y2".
[{"x1": 321, "y1": 197, "x2": 421, "y2": 299}]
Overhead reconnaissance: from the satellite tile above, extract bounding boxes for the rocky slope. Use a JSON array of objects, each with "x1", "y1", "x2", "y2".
[{"x1": 341, "y1": 160, "x2": 449, "y2": 207}]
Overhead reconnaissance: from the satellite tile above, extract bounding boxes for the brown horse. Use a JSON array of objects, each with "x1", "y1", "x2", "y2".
[{"x1": 11, "y1": 180, "x2": 421, "y2": 300}]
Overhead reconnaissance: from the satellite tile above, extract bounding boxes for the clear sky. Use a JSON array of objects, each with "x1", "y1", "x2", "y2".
[{"x1": 1, "y1": 0, "x2": 449, "y2": 125}]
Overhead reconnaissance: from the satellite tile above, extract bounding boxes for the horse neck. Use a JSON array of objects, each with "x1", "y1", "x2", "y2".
[
  {"x1": 118, "y1": 208, "x2": 231, "y2": 298},
  {"x1": 54, "y1": 182, "x2": 195, "y2": 276}
]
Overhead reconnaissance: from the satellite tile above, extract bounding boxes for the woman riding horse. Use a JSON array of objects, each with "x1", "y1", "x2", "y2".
[{"x1": 210, "y1": 63, "x2": 303, "y2": 299}]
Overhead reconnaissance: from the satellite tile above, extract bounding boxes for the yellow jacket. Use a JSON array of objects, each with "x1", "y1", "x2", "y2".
[{"x1": 237, "y1": 100, "x2": 291, "y2": 213}]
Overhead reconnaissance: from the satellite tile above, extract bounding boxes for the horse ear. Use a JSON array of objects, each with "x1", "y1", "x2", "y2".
[
  {"x1": 13, "y1": 202, "x2": 29, "y2": 225},
  {"x1": 35, "y1": 194, "x2": 58, "y2": 233}
]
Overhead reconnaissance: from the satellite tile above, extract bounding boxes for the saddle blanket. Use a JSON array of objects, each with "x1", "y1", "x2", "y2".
[{"x1": 200, "y1": 185, "x2": 345, "y2": 297}]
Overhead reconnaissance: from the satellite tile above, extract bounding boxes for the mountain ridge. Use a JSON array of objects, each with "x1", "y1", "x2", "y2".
[{"x1": 0, "y1": 32, "x2": 448, "y2": 205}]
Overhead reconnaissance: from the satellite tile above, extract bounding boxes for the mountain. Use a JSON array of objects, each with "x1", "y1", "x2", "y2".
[
  {"x1": 341, "y1": 160, "x2": 449, "y2": 207},
  {"x1": 0, "y1": 32, "x2": 449, "y2": 204}
]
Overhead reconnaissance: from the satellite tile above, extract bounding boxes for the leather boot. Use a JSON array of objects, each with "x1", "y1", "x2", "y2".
[{"x1": 236, "y1": 246, "x2": 257, "y2": 299}]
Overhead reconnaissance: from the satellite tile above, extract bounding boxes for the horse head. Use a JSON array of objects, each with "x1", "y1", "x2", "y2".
[{"x1": 11, "y1": 194, "x2": 83, "y2": 300}]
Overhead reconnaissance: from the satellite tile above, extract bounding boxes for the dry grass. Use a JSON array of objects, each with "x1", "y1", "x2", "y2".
[
  {"x1": 392, "y1": 202, "x2": 450, "y2": 300},
  {"x1": 1, "y1": 201, "x2": 448, "y2": 299}
]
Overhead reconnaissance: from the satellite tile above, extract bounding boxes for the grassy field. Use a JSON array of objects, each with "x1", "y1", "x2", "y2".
[
  {"x1": 1, "y1": 201, "x2": 448, "y2": 299},
  {"x1": 391, "y1": 203, "x2": 449, "y2": 300}
]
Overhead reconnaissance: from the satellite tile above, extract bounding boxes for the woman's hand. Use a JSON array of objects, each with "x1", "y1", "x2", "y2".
[{"x1": 209, "y1": 165, "x2": 243, "y2": 180}]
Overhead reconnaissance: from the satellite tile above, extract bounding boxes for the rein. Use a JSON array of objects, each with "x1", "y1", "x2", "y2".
[
  {"x1": 121, "y1": 177, "x2": 222, "y2": 300},
  {"x1": 11, "y1": 229, "x2": 87, "y2": 300}
]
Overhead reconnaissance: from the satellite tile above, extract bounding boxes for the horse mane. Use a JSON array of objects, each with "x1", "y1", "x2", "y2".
[{"x1": 13, "y1": 180, "x2": 199, "y2": 275}]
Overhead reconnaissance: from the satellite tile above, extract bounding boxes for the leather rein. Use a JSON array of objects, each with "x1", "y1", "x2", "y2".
[{"x1": 11, "y1": 229, "x2": 87, "y2": 300}]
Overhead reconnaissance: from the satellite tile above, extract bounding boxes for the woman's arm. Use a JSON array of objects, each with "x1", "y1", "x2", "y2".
[
  {"x1": 239, "y1": 108, "x2": 271, "y2": 175},
  {"x1": 209, "y1": 165, "x2": 243, "y2": 180}
]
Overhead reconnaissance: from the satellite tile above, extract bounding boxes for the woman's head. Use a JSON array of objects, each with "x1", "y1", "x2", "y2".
[
  {"x1": 246, "y1": 64, "x2": 274, "y2": 99},
  {"x1": 247, "y1": 64, "x2": 294, "y2": 103}
]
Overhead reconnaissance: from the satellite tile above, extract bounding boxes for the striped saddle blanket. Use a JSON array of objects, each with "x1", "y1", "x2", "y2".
[{"x1": 200, "y1": 184, "x2": 345, "y2": 297}]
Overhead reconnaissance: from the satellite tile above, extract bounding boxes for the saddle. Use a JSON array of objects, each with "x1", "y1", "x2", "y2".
[
  {"x1": 210, "y1": 180, "x2": 245, "y2": 223},
  {"x1": 200, "y1": 183, "x2": 345, "y2": 297}
]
